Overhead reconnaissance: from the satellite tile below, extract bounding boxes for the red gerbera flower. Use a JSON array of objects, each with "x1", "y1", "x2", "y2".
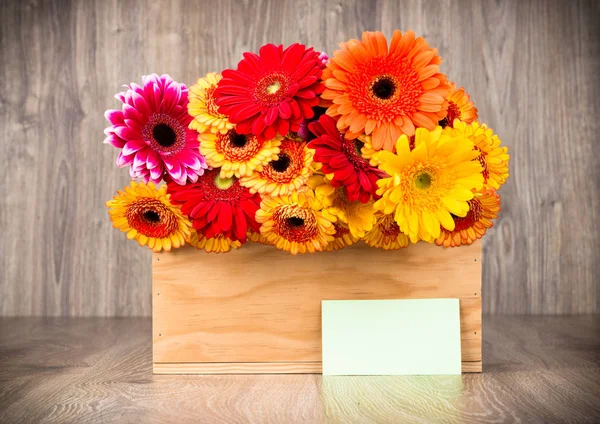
[
  {"x1": 214, "y1": 43, "x2": 324, "y2": 141},
  {"x1": 308, "y1": 115, "x2": 387, "y2": 203},
  {"x1": 167, "y1": 169, "x2": 261, "y2": 242}
]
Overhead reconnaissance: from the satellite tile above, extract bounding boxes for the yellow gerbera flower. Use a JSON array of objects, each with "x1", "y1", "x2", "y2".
[
  {"x1": 373, "y1": 127, "x2": 484, "y2": 243},
  {"x1": 247, "y1": 230, "x2": 269, "y2": 245},
  {"x1": 312, "y1": 175, "x2": 376, "y2": 238},
  {"x1": 325, "y1": 223, "x2": 360, "y2": 251},
  {"x1": 188, "y1": 73, "x2": 234, "y2": 134},
  {"x1": 358, "y1": 134, "x2": 379, "y2": 166},
  {"x1": 199, "y1": 129, "x2": 281, "y2": 178},
  {"x1": 364, "y1": 213, "x2": 410, "y2": 250},
  {"x1": 106, "y1": 181, "x2": 192, "y2": 252},
  {"x1": 436, "y1": 188, "x2": 501, "y2": 247},
  {"x1": 446, "y1": 120, "x2": 509, "y2": 189},
  {"x1": 256, "y1": 189, "x2": 335, "y2": 255},
  {"x1": 240, "y1": 138, "x2": 314, "y2": 196},
  {"x1": 187, "y1": 228, "x2": 242, "y2": 253}
]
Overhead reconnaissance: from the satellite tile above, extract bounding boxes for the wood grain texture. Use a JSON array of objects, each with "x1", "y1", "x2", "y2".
[
  {"x1": 153, "y1": 361, "x2": 482, "y2": 374},
  {"x1": 153, "y1": 241, "x2": 482, "y2": 370},
  {"x1": 1, "y1": 316, "x2": 598, "y2": 423},
  {"x1": 1, "y1": 0, "x2": 599, "y2": 316}
]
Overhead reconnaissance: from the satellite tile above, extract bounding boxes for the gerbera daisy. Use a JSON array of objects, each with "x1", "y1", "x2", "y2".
[
  {"x1": 438, "y1": 82, "x2": 478, "y2": 128},
  {"x1": 167, "y1": 169, "x2": 261, "y2": 242},
  {"x1": 297, "y1": 106, "x2": 327, "y2": 141},
  {"x1": 364, "y1": 214, "x2": 410, "y2": 250},
  {"x1": 256, "y1": 190, "x2": 335, "y2": 255},
  {"x1": 436, "y1": 189, "x2": 501, "y2": 247},
  {"x1": 317, "y1": 52, "x2": 329, "y2": 69},
  {"x1": 313, "y1": 175, "x2": 377, "y2": 238},
  {"x1": 214, "y1": 43, "x2": 324, "y2": 140},
  {"x1": 247, "y1": 229, "x2": 270, "y2": 245},
  {"x1": 446, "y1": 120, "x2": 510, "y2": 189},
  {"x1": 187, "y1": 72, "x2": 234, "y2": 134},
  {"x1": 187, "y1": 228, "x2": 242, "y2": 253},
  {"x1": 104, "y1": 74, "x2": 208, "y2": 185},
  {"x1": 322, "y1": 30, "x2": 449, "y2": 151},
  {"x1": 240, "y1": 137, "x2": 314, "y2": 196},
  {"x1": 357, "y1": 134, "x2": 377, "y2": 163},
  {"x1": 199, "y1": 129, "x2": 281, "y2": 178},
  {"x1": 374, "y1": 127, "x2": 484, "y2": 243},
  {"x1": 324, "y1": 223, "x2": 360, "y2": 251},
  {"x1": 308, "y1": 115, "x2": 387, "y2": 203},
  {"x1": 106, "y1": 181, "x2": 192, "y2": 252}
]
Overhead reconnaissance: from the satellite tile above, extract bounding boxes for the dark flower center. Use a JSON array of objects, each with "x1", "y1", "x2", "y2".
[
  {"x1": 142, "y1": 113, "x2": 186, "y2": 155},
  {"x1": 271, "y1": 154, "x2": 291, "y2": 172},
  {"x1": 230, "y1": 132, "x2": 248, "y2": 148},
  {"x1": 372, "y1": 77, "x2": 396, "y2": 100},
  {"x1": 354, "y1": 139, "x2": 364, "y2": 156},
  {"x1": 286, "y1": 217, "x2": 305, "y2": 227},
  {"x1": 143, "y1": 210, "x2": 161, "y2": 223},
  {"x1": 439, "y1": 102, "x2": 461, "y2": 128},
  {"x1": 153, "y1": 124, "x2": 177, "y2": 147}
]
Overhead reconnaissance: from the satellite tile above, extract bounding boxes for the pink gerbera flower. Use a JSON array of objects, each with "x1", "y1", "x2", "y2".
[
  {"x1": 317, "y1": 52, "x2": 329, "y2": 69},
  {"x1": 104, "y1": 74, "x2": 208, "y2": 185},
  {"x1": 214, "y1": 43, "x2": 324, "y2": 141}
]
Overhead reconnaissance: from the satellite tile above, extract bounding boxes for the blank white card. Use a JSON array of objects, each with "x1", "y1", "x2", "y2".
[{"x1": 321, "y1": 298, "x2": 462, "y2": 375}]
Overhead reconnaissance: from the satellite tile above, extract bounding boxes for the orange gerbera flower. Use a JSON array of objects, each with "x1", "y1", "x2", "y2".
[
  {"x1": 240, "y1": 137, "x2": 314, "y2": 196},
  {"x1": 435, "y1": 189, "x2": 501, "y2": 247},
  {"x1": 439, "y1": 82, "x2": 478, "y2": 128},
  {"x1": 322, "y1": 30, "x2": 449, "y2": 151},
  {"x1": 364, "y1": 213, "x2": 410, "y2": 250}
]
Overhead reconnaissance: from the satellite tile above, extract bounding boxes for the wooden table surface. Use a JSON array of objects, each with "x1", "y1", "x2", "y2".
[{"x1": 1, "y1": 316, "x2": 598, "y2": 423}]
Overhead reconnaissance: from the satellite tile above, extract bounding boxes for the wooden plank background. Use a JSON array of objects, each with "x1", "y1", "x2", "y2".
[{"x1": 1, "y1": 0, "x2": 598, "y2": 316}]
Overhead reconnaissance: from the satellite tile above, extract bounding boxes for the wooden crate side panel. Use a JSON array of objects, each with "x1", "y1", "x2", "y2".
[
  {"x1": 153, "y1": 241, "x2": 481, "y2": 366},
  {"x1": 153, "y1": 361, "x2": 482, "y2": 374}
]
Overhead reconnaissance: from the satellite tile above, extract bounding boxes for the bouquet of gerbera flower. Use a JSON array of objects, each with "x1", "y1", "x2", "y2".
[{"x1": 105, "y1": 30, "x2": 509, "y2": 255}]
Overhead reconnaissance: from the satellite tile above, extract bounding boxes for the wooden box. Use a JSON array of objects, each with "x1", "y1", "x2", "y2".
[{"x1": 152, "y1": 241, "x2": 482, "y2": 374}]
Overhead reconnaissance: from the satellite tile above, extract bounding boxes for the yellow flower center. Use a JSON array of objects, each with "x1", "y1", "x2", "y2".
[
  {"x1": 393, "y1": 160, "x2": 456, "y2": 214},
  {"x1": 267, "y1": 81, "x2": 281, "y2": 94},
  {"x1": 254, "y1": 72, "x2": 292, "y2": 106},
  {"x1": 415, "y1": 172, "x2": 432, "y2": 190},
  {"x1": 215, "y1": 175, "x2": 235, "y2": 190}
]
